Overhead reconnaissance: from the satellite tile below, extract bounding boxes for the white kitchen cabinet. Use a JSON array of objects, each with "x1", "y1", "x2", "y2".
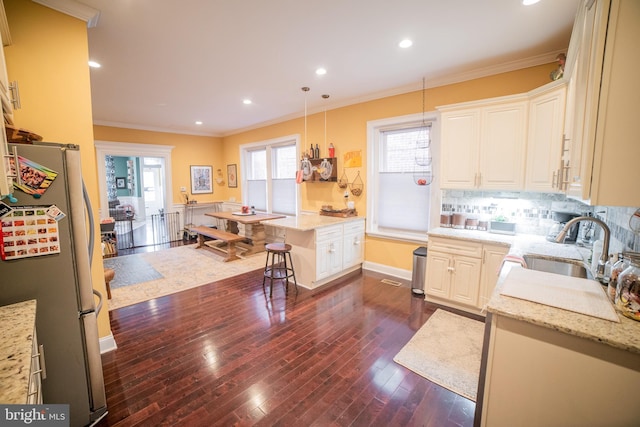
[
  {"x1": 439, "y1": 95, "x2": 528, "y2": 191},
  {"x1": 438, "y1": 108, "x2": 479, "y2": 189},
  {"x1": 284, "y1": 218, "x2": 365, "y2": 289},
  {"x1": 342, "y1": 220, "x2": 365, "y2": 269},
  {"x1": 480, "y1": 314, "x2": 640, "y2": 426},
  {"x1": 425, "y1": 236, "x2": 483, "y2": 311},
  {"x1": 426, "y1": 251, "x2": 482, "y2": 307},
  {"x1": 478, "y1": 244, "x2": 509, "y2": 308},
  {"x1": 316, "y1": 224, "x2": 343, "y2": 280},
  {"x1": 425, "y1": 236, "x2": 508, "y2": 315},
  {"x1": 562, "y1": 0, "x2": 640, "y2": 206},
  {"x1": 525, "y1": 82, "x2": 566, "y2": 193}
]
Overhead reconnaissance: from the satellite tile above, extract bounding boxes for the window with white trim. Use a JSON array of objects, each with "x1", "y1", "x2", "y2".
[
  {"x1": 241, "y1": 136, "x2": 299, "y2": 215},
  {"x1": 366, "y1": 113, "x2": 437, "y2": 241}
]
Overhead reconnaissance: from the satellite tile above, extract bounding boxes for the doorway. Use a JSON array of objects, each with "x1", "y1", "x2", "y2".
[{"x1": 95, "y1": 141, "x2": 174, "y2": 249}]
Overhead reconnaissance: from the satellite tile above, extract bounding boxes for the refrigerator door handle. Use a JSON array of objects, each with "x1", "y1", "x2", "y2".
[
  {"x1": 93, "y1": 289, "x2": 104, "y2": 315},
  {"x1": 82, "y1": 181, "x2": 95, "y2": 266},
  {"x1": 80, "y1": 312, "x2": 107, "y2": 413},
  {"x1": 65, "y1": 149, "x2": 96, "y2": 312}
]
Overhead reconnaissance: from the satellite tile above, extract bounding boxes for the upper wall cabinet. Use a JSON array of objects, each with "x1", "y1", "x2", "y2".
[
  {"x1": 438, "y1": 95, "x2": 528, "y2": 191},
  {"x1": 525, "y1": 82, "x2": 567, "y2": 193},
  {"x1": 563, "y1": 0, "x2": 640, "y2": 206}
]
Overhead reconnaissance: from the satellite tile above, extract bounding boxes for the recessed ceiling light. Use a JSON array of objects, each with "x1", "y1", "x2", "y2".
[
  {"x1": 243, "y1": 99, "x2": 252, "y2": 105},
  {"x1": 195, "y1": 121, "x2": 203, "y2": 125},
  {"x1": 399, "y1": 39, "x2": 413, "y2": 48},
  {"x1": 522, "y1": 0, "x2": 540, "y2": 5},
  {"x1": 88, "y1": 60, "x2": 101, "y2": 68},
  {"x1": 315, "y1": 68, "x2": 327, "y2": 76}
]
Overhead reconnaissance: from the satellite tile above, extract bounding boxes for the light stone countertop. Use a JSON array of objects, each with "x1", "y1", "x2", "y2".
[
  {"x1": 264, "y1": 213, "x2": 364, "y2": 231},
  {"x1": 428, "y1": 227, "x2": 588, "y2": 262},
  {"x1": 487, "y1": 262, "x2": 640, "y2": 354},
  {"x1": 428, "y1": 227, "x2": 639, "y2": 354},
  {"x1": 0, "y1": 299, "x2": 37, "y2": 404}
]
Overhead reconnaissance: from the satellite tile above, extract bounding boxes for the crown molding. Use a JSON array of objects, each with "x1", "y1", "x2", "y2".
[{"x1": 32, "y1": 0, "x2": 100, "y2": 28}]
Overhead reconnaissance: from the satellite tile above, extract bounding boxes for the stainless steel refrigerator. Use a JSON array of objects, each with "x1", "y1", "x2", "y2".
[{"x1": 0, "y1": 142, "x2": 107, "y2": 426}]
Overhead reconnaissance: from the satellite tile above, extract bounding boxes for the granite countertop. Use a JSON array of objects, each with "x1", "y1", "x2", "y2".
[
  {"x1": 264, "y1": 213, "x2": 364, "y2": 231},
  {"x1": 429, "y1": 227, "x2": 639, "y2": 354},
  {"x1": 428, "y1": 227, "x2": 588, "y2": 262},
  {"x1": 0, "y1": 299, "x2": 37, "y2": 404},
  {"x1": 487, "y1": 262, "x2": 640, "y2": 355}
]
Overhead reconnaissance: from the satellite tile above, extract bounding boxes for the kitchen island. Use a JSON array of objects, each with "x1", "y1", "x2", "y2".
[
  {"x1": 264, "y1": 214, "x2": 365, "y2": 289},
  {"x1": 476, "y1": 262, "x2": 640, "y2": 427}
]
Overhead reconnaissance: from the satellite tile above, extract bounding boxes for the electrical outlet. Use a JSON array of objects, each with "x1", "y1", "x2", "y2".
[{"x1": 180, "y1": 186, "x2": 186, "y2": 192}]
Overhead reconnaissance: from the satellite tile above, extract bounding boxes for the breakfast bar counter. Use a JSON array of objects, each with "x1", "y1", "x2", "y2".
[
  {"x1": 264, "y1": 213, "x2": 363, "y2": 231},
  {"x1": 264, "y1": 214, "x2": 365, "y2": 289}
]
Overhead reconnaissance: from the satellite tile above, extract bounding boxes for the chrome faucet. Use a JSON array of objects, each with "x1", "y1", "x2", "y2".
[{"x1": 555, "y1": 216, "x2": 610, "y2": 280}]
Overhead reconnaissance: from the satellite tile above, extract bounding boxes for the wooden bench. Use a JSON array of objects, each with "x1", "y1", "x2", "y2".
[{"x1": 191, "y1": 226, "x2": 245, "y2": 262}]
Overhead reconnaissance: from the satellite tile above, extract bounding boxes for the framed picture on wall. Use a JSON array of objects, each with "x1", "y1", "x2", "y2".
[
  {"x1": 190, "y1": 165, "x2": 213, "y2": 194},
  {"x1": 227, "y1": 164, "x2": 237, "y2": 188},
  {"x1": 116, "y1": 177, "x2": 126, "y2": 189}
]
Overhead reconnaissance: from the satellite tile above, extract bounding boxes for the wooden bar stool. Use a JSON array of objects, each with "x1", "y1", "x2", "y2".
[
  {"x1": 262, "y1": 243, "x2": 298, "y2": 297},
  {"x1": 104, "y1": 267, "x2": 115, "y2": 299}
]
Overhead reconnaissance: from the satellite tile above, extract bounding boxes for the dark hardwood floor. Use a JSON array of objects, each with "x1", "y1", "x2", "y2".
[{"x1": 97, "y1": 265, "x2": 476, "y2": 426}]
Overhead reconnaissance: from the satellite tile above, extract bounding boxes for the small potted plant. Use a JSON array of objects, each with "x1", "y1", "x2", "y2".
[{"x1": 490, "y1": 215, "x2": 516, "y2": 235}]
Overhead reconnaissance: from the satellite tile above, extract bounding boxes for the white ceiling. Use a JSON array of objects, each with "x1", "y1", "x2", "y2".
[{"x1": 73, "y1": 0, "x2": 580, "y2": 137}]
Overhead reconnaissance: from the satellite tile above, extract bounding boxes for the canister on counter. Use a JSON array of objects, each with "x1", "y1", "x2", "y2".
[
  {"x1": 440, "y1": 213, "x2": 452, "y2": 228},
  {"x1": 452, "y1": 213, "x2": 467, "y2": 229},
  {"x1": 465, "y1": 218, "x2": 479, "y2": 230}
]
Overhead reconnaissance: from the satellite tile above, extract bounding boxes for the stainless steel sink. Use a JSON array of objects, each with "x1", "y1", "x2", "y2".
[{"x1": 523, "y1": 255, "x2": 593, "y2": 280}]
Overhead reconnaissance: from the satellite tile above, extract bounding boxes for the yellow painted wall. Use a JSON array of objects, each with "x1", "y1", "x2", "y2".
[
  {"x1": 3, "y1": 1, "x2": 112, "y2": 337},
  {"x1": 94, "y1": 64, "x2": 556, "y2": 273},
  {"x1": 223, "y1": 64, "x2": 557, "y2": 271},
  {"x1": 93, "y1": 126, "x2": 224, "y2": 204}
]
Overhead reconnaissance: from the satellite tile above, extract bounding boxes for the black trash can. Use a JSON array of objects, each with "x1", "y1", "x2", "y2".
[{"x1": 411, "y1": 246, "x2": 427, "y2": 295}]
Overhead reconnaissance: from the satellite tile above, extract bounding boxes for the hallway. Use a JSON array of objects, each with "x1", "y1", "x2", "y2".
[{"x1": 113, "y1": 213, "x2": 188, "y2": 256}]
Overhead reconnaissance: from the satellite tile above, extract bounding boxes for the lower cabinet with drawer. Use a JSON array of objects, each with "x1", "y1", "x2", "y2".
[
  {"x1": 425, "y1": 236, "x2": 508, "y2": 315},
  {"x1": 285, "y1": 219, "x2": 365, "y2": 289}
]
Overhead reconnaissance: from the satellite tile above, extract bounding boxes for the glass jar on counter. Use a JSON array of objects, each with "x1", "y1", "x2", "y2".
[
  {"x1": 615, "y1": 251, "x2": 640, "y2": 321},
  {"x1": 607, "y1": 253, "x2": 628, "y2": 301}
]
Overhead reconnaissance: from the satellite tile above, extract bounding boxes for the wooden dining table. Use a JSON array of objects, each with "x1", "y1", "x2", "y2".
[{"x1": 204, "y1": 211, "x2": 286, "y2": 255}]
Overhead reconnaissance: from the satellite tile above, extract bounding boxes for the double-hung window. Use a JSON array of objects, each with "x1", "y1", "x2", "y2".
[
  {"x1": 366, "y1": 113, "x2": 437, "y2": 241},
  {"x1": 242, "y1": 136, "x2": 299, "y2": 215}
]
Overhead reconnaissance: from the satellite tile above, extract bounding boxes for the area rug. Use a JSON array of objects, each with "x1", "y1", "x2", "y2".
[
  {"x1": 105, "y1": 244, "x2": 266, "y2": 310},
  {"x1": 393, "y1": 309, "x2": 484, "y2": 401},
  {"x1": 103, "y1": 256, "x2": 163, "y2": 288}
]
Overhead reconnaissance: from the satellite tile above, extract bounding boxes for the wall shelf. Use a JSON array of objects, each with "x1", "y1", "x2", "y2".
[{"x1": 303, "y1": 157, "x2": 337, "y2": 182}]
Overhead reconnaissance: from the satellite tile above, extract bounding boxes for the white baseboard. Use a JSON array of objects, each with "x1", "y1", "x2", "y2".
[
  {"x1": 362, "y1": 261, "x2": 412, "y2": 282},
  {"x1": 99, "y1": 333, "x2": 118, "y2": 354}
]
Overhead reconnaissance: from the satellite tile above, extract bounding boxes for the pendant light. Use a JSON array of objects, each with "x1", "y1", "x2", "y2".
[
  {"x1": 414, "y1": 77, "x2": 433, "y2": 186},
  {"x1": 300, "y1": 87, "x2": 313, "y2": 181},
  {"x1": 319, "y1": 94, "x2": 333, "y2": 181}
]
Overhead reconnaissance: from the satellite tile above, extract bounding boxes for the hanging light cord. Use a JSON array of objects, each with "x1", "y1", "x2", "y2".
[
  {"x1": 302, "y1": 87, "x2": 310, "y2": 150},
  {"x1": 322, "y1": 94, "x2": 330, "y2": 157},
  {"x1": 421, "y1": 77, "x2": 426, "y2": 126}
]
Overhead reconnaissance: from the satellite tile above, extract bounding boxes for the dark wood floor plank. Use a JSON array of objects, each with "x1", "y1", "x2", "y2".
[{"x1": 96, "y1": 257, "x2": 475, "y2": 427}]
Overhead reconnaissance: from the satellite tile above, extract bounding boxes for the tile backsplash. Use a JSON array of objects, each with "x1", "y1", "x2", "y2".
[{"x1": 441, "y1": 190, "x2": 639, "y2": 253}]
